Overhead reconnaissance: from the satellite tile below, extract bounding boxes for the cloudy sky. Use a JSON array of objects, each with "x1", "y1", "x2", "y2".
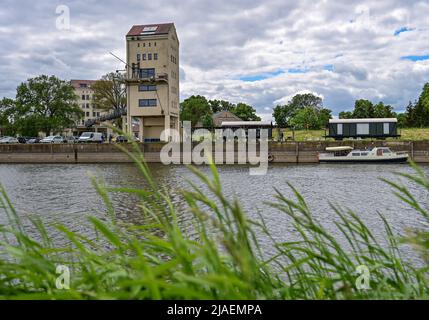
[{"x1": 0, "y1": 0, "x2": 428, "y2": 120}]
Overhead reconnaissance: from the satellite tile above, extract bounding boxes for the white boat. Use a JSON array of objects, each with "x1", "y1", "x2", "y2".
[{"x1": 318, "y1": 146, "x2": 409, "y2": 163}]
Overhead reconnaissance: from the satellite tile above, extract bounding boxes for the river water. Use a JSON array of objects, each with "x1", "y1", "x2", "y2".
[{"x1": 0, "y1": 163, "x2": 428, "y2": 261}]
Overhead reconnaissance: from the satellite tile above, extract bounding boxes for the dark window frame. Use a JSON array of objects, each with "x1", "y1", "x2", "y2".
[
  {"x1": 139, "y1": 85, "x2": 157, "y2": 92},
  {"x1": 139, "y1": 68, "x2": 155, "y2": 79},
  {"x1": 139, "y1": 99, "x2": 157, "y2": 107}
]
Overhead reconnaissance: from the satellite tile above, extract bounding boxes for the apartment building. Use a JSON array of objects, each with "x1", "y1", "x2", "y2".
[
  {"x1": 125, "y1": 23, "x2": 180, "y2": 142},
  {"x1": 70, "y1": 80, "x2": 108, "y2": 136}
]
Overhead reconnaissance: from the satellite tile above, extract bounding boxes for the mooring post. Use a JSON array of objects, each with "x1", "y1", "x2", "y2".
[
  {"x1": 74, "y1": 145, "x2": 78, "y2": 163},
  {"x1": 296, "y1": 142, "x2": 299, "y2": 164}
]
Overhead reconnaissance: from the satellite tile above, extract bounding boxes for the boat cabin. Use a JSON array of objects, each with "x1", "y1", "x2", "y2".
[{"x1": 325, "y1": 146, "x2": 353, "y2": 156}]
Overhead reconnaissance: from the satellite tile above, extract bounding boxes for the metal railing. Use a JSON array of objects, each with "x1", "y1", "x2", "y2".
[{"x1": 84, "y1": 107, "x2": 127, "y2": 128}]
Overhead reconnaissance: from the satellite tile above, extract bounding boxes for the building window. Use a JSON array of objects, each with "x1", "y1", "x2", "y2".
[
  {"x1": 139, "y1": 85, "x2": 157, "y2": 91},
  {"x1": 82, "y1": 95, "x2": 86, "y2": 100},
  {"x1": 137, "y1": 54, "x2": 141, "y2": 61},
  {"x1": 154, "y1": 53, "x2": 158, "y2": 60},
  {"x1": 148, "y1": 53, "x2": 152, "y2": 60},
  {"x1": 138, "y1": 43, "x2": 140, "y2": 47},
  {"x1": 93, "y1": 112, "x2": 96, "y2": 117},
  {"x1": 149, "y1": 42, "x2": 151, "y2": 47},
  {"x1": 154, "y1": 42, "x2": 156, "y2": 47},
  {"x1": 357, "y1": 123, "x2": 369, "y2": 135},
  {"x1": 86, "y1": 112, "x2": 90, "y2": 117},
  {"x1": 139, "y1": 68, "x2": 155, "y2": 79},
  {"x1": 143, "y1": 43, "x2": 145, "y2": 47},
  {"x1": 383, "y1": 123, "x2": 390, "y2": 135},
  {"x1": 143, "y1": 53, "x2": 146, "y2": 61},
  {"x1": 86, "y1": 103, "x2": 90, "y2": 108},
  {"x1": 139, "y1": 99, "x2": 157, "y2": 107},
  {"x1": 79, "y1": 83, "x2": 87, "y2": 88},
  {"x1": 337, "y1": 123, "x2": 343, "y2": 135},
  {"x1": 81, "y1": 103, "x2": 85, "y2": 108}
]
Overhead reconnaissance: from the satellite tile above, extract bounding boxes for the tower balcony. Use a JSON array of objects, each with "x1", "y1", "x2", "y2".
[{"x1": 126, "y1": 72, "x2": 169, "y2": 84}]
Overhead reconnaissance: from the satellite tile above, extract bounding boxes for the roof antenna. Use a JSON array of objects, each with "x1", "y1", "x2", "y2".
[{"x1": 110, "y1": 52, "x2": 130, "y2": 69}]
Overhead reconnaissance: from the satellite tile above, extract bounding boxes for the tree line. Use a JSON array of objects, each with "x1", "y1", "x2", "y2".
[
  {"x1": 180, "y1": 95, "x2": 261, "y2": 127},
  {"x1": 2, "y1": 74, "x2": 428, "y2": 136},
  {"x1": 272, "y1": 93, "x2": 332, "y2": 130},
  {"x1": 0, "y1": 73, "x2": 125, "y2": 137},
  {"x1": 337, "y1": 83, "x2": 429, "y2": 127},
  {"x1": 272, "y1": 82, "x2": 429, "y2": 129}
]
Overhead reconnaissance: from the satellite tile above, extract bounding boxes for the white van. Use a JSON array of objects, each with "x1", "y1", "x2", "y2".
[{"x1": 78, "y1": 132, "x2": 103, "y2": 143}]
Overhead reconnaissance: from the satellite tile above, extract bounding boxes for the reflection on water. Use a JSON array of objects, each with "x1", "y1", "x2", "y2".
[{"x1": 0, "y1": 163, "x2": 428, "y2": 260}]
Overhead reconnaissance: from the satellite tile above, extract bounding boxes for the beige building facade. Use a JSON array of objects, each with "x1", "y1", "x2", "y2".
[
  {"x1": 125, "y1": 23, "x2": 180, "y2": 142},
  {"x1": 70, "y1": 80, "x2": 109, "y2": 136}
]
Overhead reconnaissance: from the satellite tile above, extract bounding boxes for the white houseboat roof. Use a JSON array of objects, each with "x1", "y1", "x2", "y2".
[
  {"x1": 329, "y1": 118, "x2": 397, "y2": 124},
  {"x1": 221, "y1": 121, "x2": 272, "y2": 127},
  {"x1": 326, "y1": 146, "x2": 354, "y2": 151}
]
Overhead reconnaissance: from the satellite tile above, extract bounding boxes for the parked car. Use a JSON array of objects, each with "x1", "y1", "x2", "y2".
[
  {"x1": 78, "y1": 132, "x2": 103, "y2": 143},
  {"x1": 64, "y1": 136, "x2": 78, "y2": 144},
  {"x1": 40, "y1": 136, "x2": 64, "y2": 144},
  {"x1": 17, "y1": 137, "x2": 28, "y2": 144},
  {"x1": 114, "y1": 135, "x2": 128, "y2": 143},
  {"x1": 0, "y1": 136, "x2": 19, "y2": 144},
  {"x1": 26, "y1": 138, "x2": 41, "y2": 144}
]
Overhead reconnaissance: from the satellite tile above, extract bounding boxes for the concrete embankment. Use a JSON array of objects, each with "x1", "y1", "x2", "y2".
[{"x1": 0, "y1": 141, "x2": 428, "y2": 164}]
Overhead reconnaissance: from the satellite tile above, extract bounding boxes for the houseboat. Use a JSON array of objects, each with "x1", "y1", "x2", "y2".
[
  {"x1": 326, "y1": 118, "x2": 400, "y2": 140},
  {"x1": 318, "y1": 146, "x2": 409, "y2": 163}
]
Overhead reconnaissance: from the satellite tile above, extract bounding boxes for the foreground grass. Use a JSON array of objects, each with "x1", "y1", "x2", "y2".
[{"x1": 0, "y1": 144, "x2": 428, "y2": 299}]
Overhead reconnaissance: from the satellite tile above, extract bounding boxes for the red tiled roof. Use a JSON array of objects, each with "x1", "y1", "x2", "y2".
[
  {"x1": 70, "y1": 80, "x2": 97, "y2": 89},
  {"x1": 126, "y1": 23, "x2": 174, "y2": 37}
]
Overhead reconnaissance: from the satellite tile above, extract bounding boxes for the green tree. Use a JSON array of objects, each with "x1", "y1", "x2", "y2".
[
  {"x1": 290, "y1": 107, "x2": 321, "y2": 130},
  {"x1": 405, "y1": 101, "x2": 417, "y2": 127},
  {"x1": 415, "y1": 83, "x2": 429, "y2": 127},
  {"x1": 272, "y1": 93, "x2": 324, "y2": 128},
  {"x1": 352, "y1": 99, "x2": 374, "y2": 118},
  {"x1": 373, "y1": 102, "x2": 396, "y2": 118},
  {"x1": 319, "y1": 108, "x2": 332, "y2": 128},
  {"x1": 272, "y1": 104, "x2": 296, "y2": 128},
  {"x1": 404, "y1": 84, "x2": 429, "y2": 127},
  {"x1": 0, "y1": 98, "x2": 16, "y2": 136},
  {"x1": 339, "y1": 111, "x2": 354, "y2": 119},
  {"x1": 92, "y1": 72, "x2": 127, "y2": 112},
  {"x1": 289, "y1": 93, "x2": 323, "y2": 110},
  {"x1": 231, "y1": 103, "x2": 261, "y2": 121},
  {"x1": 180, "y1": 95, "x2": 212, "y2": 127},
  {"x1": 396, "y1": 113, "x2": 407, "y2": 128},
  {"x1": 12, "y1": 75, "x2": 83, "y2": 136},
  {"x1": 208, "y1": 99, "x2": 235, "y2": 113}
]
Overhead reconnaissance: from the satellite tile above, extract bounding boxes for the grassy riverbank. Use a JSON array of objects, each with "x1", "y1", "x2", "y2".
[
  {"x1": 274, "y1": 128, "x2": 429, "y2": 141},
  {"x1": 0, "y1": 144, "x2": 428, "y2": 299}
]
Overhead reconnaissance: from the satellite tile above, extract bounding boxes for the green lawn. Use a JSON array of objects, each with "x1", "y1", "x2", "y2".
[{"x1": 273, "y1": 128, "x2": 429, "y2": 141}]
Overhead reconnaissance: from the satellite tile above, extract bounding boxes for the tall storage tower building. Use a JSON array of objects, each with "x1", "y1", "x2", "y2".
[{"x1": 126, "y1": 23, "x2": 180, "y2": 142}]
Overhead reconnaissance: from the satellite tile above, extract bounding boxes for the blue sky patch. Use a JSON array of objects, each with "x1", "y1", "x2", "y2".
[
  {"x1": 239, "y1": 70, "x2": 284, "y2": 82},
  {"x1": 287, "y1": 68, "x2": 308, "y2": 74},
  {"x1": 394, "y1": 27, "x2": 414, "y2": 36},
  {"x1": 401, "y1": 54, "x2": 429, "y2": 62},
  {"x1": 323, "y1": 64, "x2": 334, "y2": 71}
]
